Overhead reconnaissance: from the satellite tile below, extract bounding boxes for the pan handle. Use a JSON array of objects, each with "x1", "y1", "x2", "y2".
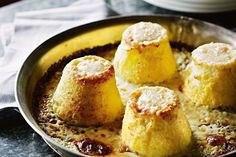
[
  {"x1": 0, "y1": 71, "x2": 18, "y2": 111},
  {"x1": 0, "y1": 102, "x2": 18, "y2": 111}
]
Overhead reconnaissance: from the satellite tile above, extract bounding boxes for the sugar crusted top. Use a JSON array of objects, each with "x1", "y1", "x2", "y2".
[
  {"x1": 64, "y1": 55, "x2": 114, "y2": 84},
  {"x1": 75, "y1": 56, "x2": 111, "y2": 77},
  {"x1": 123, "y1": 22, "x2": 168, "y2": 47},
  {"x1": 192, "y1": 43, "x2": 236, "y2": 67},
  {"x1": 130, "y1": 86, "x2": 178, "y2": 116}
]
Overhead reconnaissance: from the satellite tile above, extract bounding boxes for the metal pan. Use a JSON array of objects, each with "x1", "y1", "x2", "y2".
[{"x1": 14, "y1": 15, "x2": 236, "y2": 157}]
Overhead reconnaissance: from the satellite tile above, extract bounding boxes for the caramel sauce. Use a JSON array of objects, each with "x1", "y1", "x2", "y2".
[
  {"x1": 206, "y1": 134, "x2": 227, "y2": 146},
  {"x1": 76, "y1": 138, "x2": 112, "y2": 156}
]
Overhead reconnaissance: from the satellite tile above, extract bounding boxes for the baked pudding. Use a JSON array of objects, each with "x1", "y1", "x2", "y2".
[
  {"x1": 34, "y1": 25, "x2": 236, "y2": 157},
  {"x1": 122, "y1": 86, "x2": 192, "y2": 157},
  {"x1": 52, "y1": 55, "x2": 123, "y2": 126},
  {"x1": 183, "y1": 43, "x2": 236, "y2": 108},
  {"x1": 114, "y1": 22, "x2": 177, "y2": 84}
]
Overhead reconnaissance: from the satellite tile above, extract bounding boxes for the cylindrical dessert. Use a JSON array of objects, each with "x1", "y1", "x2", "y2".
[
  {"x1": 114, "y1": 22, "x2": 177, "y2": 84},
  {"x1": 121, "y1": 86, "x2": 192, "y2": 157},
  {"x1": 183, "y1": 43, "x2": 236, "y2": 108},
  {"x1": 52, "y1": 55, "x2": 123, "y2": 126}
]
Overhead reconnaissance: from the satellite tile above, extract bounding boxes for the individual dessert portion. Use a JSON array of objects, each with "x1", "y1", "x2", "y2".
[
  {"x1": 52, "y1": 55, "x2": 123, "y2": 126},
  {"x1": 114, "y1": 22, "x2": 177, "y2": 84},
  {"x1": 183, "y1": 43, "x2": 236, "y2": 108},
  {"x1": 121, "y1": 86, "x2": 192, "y2": 157}
]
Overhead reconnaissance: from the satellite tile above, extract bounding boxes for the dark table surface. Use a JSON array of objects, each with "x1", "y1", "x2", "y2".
[{"x1": 0, "y1": 0, "x2": 235, "y2": 157}]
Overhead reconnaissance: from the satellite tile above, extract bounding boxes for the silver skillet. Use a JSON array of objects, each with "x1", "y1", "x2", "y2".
[{"x1": 13, "y1": 15, "x2": 236, "y2": 157}]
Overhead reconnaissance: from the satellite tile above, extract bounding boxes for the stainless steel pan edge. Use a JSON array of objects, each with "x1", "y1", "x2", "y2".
[{"x1": 15, "y1": 15, "x2": 236, "y2": 157}]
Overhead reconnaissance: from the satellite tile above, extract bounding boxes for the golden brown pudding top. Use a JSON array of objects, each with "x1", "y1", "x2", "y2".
[
  {"x1": 68, "y1": 55, "x2": 114, "y2": 84},
  {"x1": 122, "y1": 22, "x2": 168, "y2": 47},
  {"x1": 129, "y1": 86, "x2": 178, "y2": 116},
  {"x1": 192, "y1": 43, "x2": 236, "y2": 67}
]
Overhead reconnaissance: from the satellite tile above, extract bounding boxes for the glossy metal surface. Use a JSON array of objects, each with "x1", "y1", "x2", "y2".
[{"x1": 15, "y1": 15, "x2": 236, "y2": 157}]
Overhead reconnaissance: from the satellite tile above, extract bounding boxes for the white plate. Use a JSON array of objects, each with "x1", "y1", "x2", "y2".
[
  {"x1": 144, "y1": 0, "x2": 236, "y2": 13},
  {"x1": 163, "y1": 0, "x2": 236, "y2": 9},
  {"x1": 169, "y1": 0, "x2": 236, "y2": 6},
  {"x1": 178, "y1": 0, "x2": 236, "y2": 3}
]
